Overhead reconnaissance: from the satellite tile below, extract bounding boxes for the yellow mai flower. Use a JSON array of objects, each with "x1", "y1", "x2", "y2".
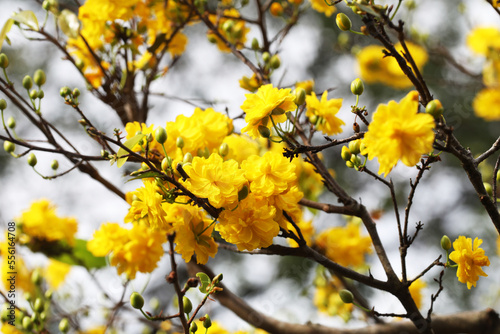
[
  {"x1": 363, "y1": 91, "x2": 435, "y2": 176},
  {"x1": 449, "y1": 236, "x2": 490, "y2": 289},
  {"x1": 357, "y1": 42, "x2": 428, "y2": 89},
  {"x1": 472, "y1": 88, "x2": 500, "y2": 121},
  {"x1": 172, "y1": 204, "x2": 218, "y2": 264},
  {"x1": 241, "y1": 84, "x2": 297, "y2": 138},
  {"x1": 124, "y1": 180, "x2": 171, "y2": 230},
  {"x1": 77, "y1": 325, "x2": 107, "y2": 334},
  {"x1": 45, "y1": 259, "x2": 71, "y2": 290},
  {"x1": 295, "y1": 80, "x2": 315, "y2": 94},
  {"x1": 182, "y1": 153, "x2": 247, "y2": 209},
  {"x1": 239, "y1": 74, "x2": 262, "y2": 92},
  {"x1": 306, "y1": 90, "x2": 344, "y2": 135},
  {"x1": 309, "y1": 0, "x2": 337, "y2": 17},
  {"x1": 18, "y1": 199, "x2": 78, "y2": 246},
  {"x1": 270, "y1": 185, "x2": 304, "y2": 229},
  {"x1": 222, "y1": 134, "x2": 260, "y2": 165},
  {"x1": 241, "y1": 151, "x2": 297, "y2": 197},
  {"x1": 217, "y1": 194, "x2": 279, "y2": 251},
  {"x1": 315, "y1": 222, "x2": 372, "y2": 267},
  {"x1": 467, "y1": 26, "x2": 500, "y2": 56},
  {"x1": 408, "y1": 279, "x2": 426, "y2": 310},
  {"x1": 124, "y1": 122, "x2": 163, "y2": 153}
]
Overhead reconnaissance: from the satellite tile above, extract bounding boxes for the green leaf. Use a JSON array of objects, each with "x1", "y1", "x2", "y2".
[
  {"x1": 125, "y1": 171, "x2": 159, "y2": 183},
  {"x1": 54, "y1": 239, "x2": 106, "y2": 269},
  {"x1": 0, "y1": 19, "x2": 13, "y2": 52},
  {"x1": 196, "y1": 272, "x2": 211, "y2": 293},
  {"x1": 116, "y1": 133, "x2": 145, "y2": 168},
  {"x1": 11, "y1": 11, "x2": 39, "y2": 30},
  {"x1": 58, "y1": 9, "x2": 80, "y2": 39}
]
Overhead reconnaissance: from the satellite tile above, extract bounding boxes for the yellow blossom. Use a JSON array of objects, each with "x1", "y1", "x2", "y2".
[
  {"x1": 241, "y1": 84, "x2": 297, "y2": 138},
  {"x1": 306, "y1": 91, "x2": 344, "y2": 135},
  {"x1": 269, "y1": 185, "x2": 304, "y2": 229},
  {"x1": 472, "y1": 88, "x2": 500, "y2": 121},
  {"x1": 466, "y1": 27, "x2": 500, "y2": 56},
  {"x1": 182, "y1": 153, "x2": 247, "y2": 209},
  {"x1": 239, "y1": 74, "x2": 262, "y2": 92},
  {"x1": 295, "y1": 80, "x2": 315, "y2": 94},
  {"x1": 45, "y1": 259, "x2": 71, "y2": 290},
  {"x1": 309, "y1": 0, "x2": 337, "y2": 17},
  {"x1": 363, "y1": 91, "x2": 435, "y2": 176},
  {"x1": 222, "y1": 134, "x2": 260, "y2": 165},
  {"x1": 77, "y1": 326, "x2": 107, "y2": 334},
  {"x1": 217, "y1": 194, "x2": 279, "y2": 251},
  {"x1": 207, "y1": 9, "x2": 249, "y2": 52},
  {"x1": 449, "y1": 236, "x2": 490, "y2": 289},
  {"x1": 18, "y1": 199, "x2": 78, "y2": 246},
  {"x1": 1, "y1": 323, "x2": 23, "y2": 334},
  {"x1": 408, "y1": 279, "x2": 426, "y2": 310},
  {"x1": 315, "y1": 223, "x2": 372, "y2": 267}
]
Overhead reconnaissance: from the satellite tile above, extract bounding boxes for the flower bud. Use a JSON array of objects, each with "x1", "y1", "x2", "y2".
[
  {"x1": 270, "y1": 55, "x2": 281, "y2": 69},
  {"x1": 161, "y1": 157, "x2": 170, "y2": 171},
  {"x1": 34, "y1": 69, "x2": 46, "y2": 86},
  {"x1": 339, "y1": 289, "x2": 354, "y2": 304},
  {"x1": 183, "y1": 296, "x2": 193, "y2": 314},
  {"x1": 262, "y1": 52, "x2": 271, "y2": 63},
  {"x1": 350, "y1": 78, "x2": 364, "y2": 96},
  {"x1": 3, "y1": 140, "x2": 15, "y2": 153},
  {"x1": 346, "y1": 160, "x2": 354, "y2": 168},
  {"x1": 24, "y1": 292, "x2": 32, "y2": 302},
  {"x1": 341, "y1": 146, "x2": 351, "y2": 161},
  {"x1": 60, "y1": 86, "x2": 71, "y2": 97},
  {"x1": 270, "y1": 2, "x2": 284, "y2": 16},
  {"x1": 219, "y1": 142, "x2": 229, "y2": 157},
  {"x1": 308, "y1": 114, "x2": 318, "y2": 125},
  {"x1": 222, "y1": 20, "x2": 235, "y2": 33},
  {"x1": 440, "y1": 235, "x2": 451, "y2": 251},
  {"x1": 34, "y1": 298, "x2": 44, "y2": 313},
  {"x1": 258, "y1": 125, "x2": 271, "y2": 138},
  {"x1": 0, "y1": 53, "x2": 9, "y2": 68},
  {"x1": 183, "y1": 152, "x2": 193, "y2": 163},
  {"x1": 207, "y1": 35, "x2": 218, "y2": 44},
  {"x1": 190, "y1": 322, "x2": 198, "y2": 333},
  {"x1": 176, "y1": 136, "x2": 185, "y2": 149},
  {"x1": 38, "y1": 90, "x2": 45, "y2": 99},
  {"x1": 45, "y1": 289, "x2": 53, "y2": 299},
  {"x1": 27, "y1": 153, "x2": 37, "y2": 167},
  {"x1": 40, "y1": 311, "x2": 47, "y2": 321},
  {"x1": 51, "y1": 159, "x2": 59, "y2": 170},
  {"x1": 294, "y1": 88, "x2": 306, "y2": 106},
  {"x1": 30, "y1": 89, "x2": 38, "y2": 100},
  {"x1": 22, "y1": 316, "x2": 33, "y2": 331},
  {"x1": 130, "y1": 292, "x2": 145, "y2": 309},
  {"x1": 0, "y1": 99, "x2": 6, "y2": 110},
  {"x1": 425, "y1": 99, "x2": 443, "y2": 118},
  {"x1": 22, "y1": 76, "x2": 33, "y2": 90},
  {"x1": 31, "y1": 269, "x2": 42, "y2": 285},
  {"x1": 336, "y1": 13, "x2": 352, "y2": 31},
  {"x1": 353, "y1": 122, "x2": 360, "y2": 133},
  {"x1": 238, "y1": 184, "x2": 249, "y2": 201},
  {"x1": 72, "y1": 88, "x2": 80, "y2": 97},
  {"x1": 350, "y1": 154, "x2": 361, "y2": 166},
  {"x1": 348, "y1": 139, "x2": 361, "y2": 155},
  {"x1": 203, "y1": 314, "x2": 212, "y2": 328},
  {"x1": 154, "y1": 127, "x2": 167, "y2": 144},
  {"x1": 251, "y1": 38, "x2": 260, "y2": 50},
  {"x1": 484, "y1": 182, "x2": 493, "y2": 196},
  {"x1": 59, "y1": 318, "x2": 70, "y2": 333}
]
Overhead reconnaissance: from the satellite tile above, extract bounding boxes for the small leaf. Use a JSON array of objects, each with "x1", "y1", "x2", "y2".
[
  {"x1": 196, "y1": 272, "x2": 211, "y2": 293},
  {"x1": 116, "y1": 133, "x2": 145, "y2": 168},
  {"x1": 11, "y1": 11, "x2": 39, "y2": 30},
  {"x1": 125, "y1": 171, "x2": 159, "y2": 183},
  {"x1": 0, "y1": 19, "x2": 13, "y2": 52},
  {"x1": 58, "y1": 9, "x2": 80, "y2": 39},
  {"x1": 53, "y1": 239, "x2": 106, "y2": 269}
]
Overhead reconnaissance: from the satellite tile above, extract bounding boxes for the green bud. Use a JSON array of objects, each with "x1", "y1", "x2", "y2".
[
  {"x1": 183, "y1": 152, "x2": 193, "y2": 163},
  {"x1": 59, "y1": 86, "x2": 71, "y2": 97},
  {"x1": 176, "y1": 136, "x2": 185, "y2": 149},
  {"x1": 339, "y1": 289, "x2": 354, "y2": 304},
  {"x1": 101, "y1": 150, "x2": 109, "y2": 159},
  {"x1": 190, "y1": 322, "x2": 198, "y2": 333},
  {"x1": 183, "y1": 296, "x2": 193, "y2": 314},
  {"x1": 222, "y1": 20, "x2": 235, "y2": 33},
  {"x1": 238, "y1": 184, "x2": 249, "y2": 201},
  {"x1": 130, "y1": 292, "x2": 145, "y2": 309},
  {"x1": 497, "y1": 171, "x2": 500, "y2": 183},
  {"x1": 40, "y1": 311, "x2": 47, "y2": 321},
  {"x1": 0, "y1": 53, "x2": 9, "y2": 68},
  {"x1": 34, "y1": 69, "x2": 46, "y2": 86},
  {"x1": 207, "y1": 35, "x2": 218, "y2": 44},
  {"x1": 72, "y1": 88, "x2": 80, "y2": 97},
  {"x1": 348, "y1": 139, "x2": 361, "y2": 155},
  {"x1": 425, "y1": 99, "x2": 443, "y2": 118},
  {"x1": 38, "y1": 89, "x2": 45, "y2": 99},
  {"x1": 155, "y1": 127, "x2": 167, "y2": 144},
  {"x1": 27, "y1": 153, "x2": 37, "y2": 167},
  {"x1": 350, "y1": 154, "x2": 361, "y2": 166},
  {"x1": 203, "y1": 314, "x2": 212, "y2": 329},
  {"x1": 251, "y1": 38, "x2": 259, "y2": 50},
  {"x1": 440, "y1": 235, "x2": 451, "y2": 251},
  {"x1": 336, "y1": 13, "x2": 352, "y2": 31},
  {"x1": 3, "y1": 140, "x2": 15, "y2": 153},
  {"x1": 31, "y1": 311, "x2": 40, "y2": 322},
  {"x1": 22, "y1": 316, "x2": 33, "y2": 330},
  {"x1": 31, "y1": 269, "x2": 42, "y2": 285},
  {"x1": 484, "y1": 182, "x2": 493, "y2": 196},
  {"x1": 51, "y1": 159, "x2": 59, "y2": 170},
  {"x1": 350, "y1": 78, "x2": 364, "y2": 96},
  {"x1": 262, "y1": 52, "x2": 271, "y2": 63},
  {"x1": 308, "y1": 114, "x2": 318, "y2": 125},
  {"x1": 219, "y1": 142, "x2": 229, "y2": 157},
  {"x1": 22, "y1": 76, "x2": 33, "y2": 90},
  {"x1": 34, "y1": 298, "x2": 44, "y2": 313},
  {"x1": 269, "y1": 55, "x2": 281, "y2": 69},
  {"x1": 294, "y1": 88, "x2": 306, "y2": 106},
  {"x1": 341, "y1": 146, "x2": 351, "y2": 161},
  {"x1": 59, "y1": 318, "x2": 70, "y2": 333},
  {"x1": 258, "y1": 125, "x2": 271, "y2": 138},
  {"x1": 146, "y1": 133, "x2": 153, "y2": 143},
  {"x1": 161, "y1": 157, "x2": 170, "y2": 171},
  {"x1": 141, "y1": 162, "x2": 149, "y2": 170},
  {"x1": 0, "y1": 99, "x2": 7, "y2": 110},
  {"x1": 75, "y1": 58, "x2": 85, "y2": 70},
  {"x1": 202, "y1": 147, "x2": 210, "y2": 158},
  {"x1": 45, "y1": 289, "x2": 53, "y2": 299},
  {"x1": 30, "y1": 89, "x2": 38, "y2": 100},
  {"x1": 24, "y1": 292, "x2": 32, "y2": 303}
]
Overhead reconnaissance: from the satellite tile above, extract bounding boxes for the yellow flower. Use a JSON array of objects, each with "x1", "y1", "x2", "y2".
[
  {"x1": 182, "y1": 153, "x2": 247, "y2": 209},
  {"x1": 315, "y1": 223, "x2": 372, "y2": 267},
  {"x1": 77, "y1": 326, "x2": 107, "y2": 334},
  {"x1": 222, "y1": 134, "x2": 260, "y2": 165},
  {"x1": 472, "y1": 88, "x2": 500, "y2": 121},
  {"x1": 309, "y1": 0, "x2": 337, "y2": 17},
  {"x1": 408, "y1": 279, "x2": 426, "y2": 310},
  {"x1": 305, "y1": 91, "x2": 344, "y2": 135},
  {"x1": 124, "y1": 122, "x2": 163, "y2": 153},
  {"x1": 357, "y1": 42, "x2": 428, "y2": 89},
  {"x1": 241, "y1": 151, "x2": 297, "y2": 197},
  {"x1": 363, "y1": 91, "x2": 435, "y2": 176},
  {"x1": 217, "y1": 194, "x2": 279, "y2": 251},
  {"x1": 1, "y1": 323, "x2": 23, "y2": 334},
  {"x1": 449, "y1": 236, "x2": 490, "y2": 289},
  {"x1": 270, "y1": 185, "x2": 304, "y2": 229},
  {"x1": 239, "y1": 73, "x2": 262, "y2": 92},
  {"x1": 295, "y1": 80, "x2": 315, "y2": 94},
  {"x1": 124, "y1": 180, "x2": 171, "y2": 231},
  {"x1": 172, "y1": 204, "x2": 218, "y2": 264},
  {"x1": 45, "y1": 259, "x2": 71, "y2": 290},
  {"x1": 467, "y1": 26, "x2": 500, "y2": 56},
  {"x1": 241, "y1": 84, "x2": 297, "y2": 138},
  {"x1": 18, "y1": 199, "x2": 78, "y2": 246},
  {"x1": 86, "y1": 223, "x2": 129, "y2": 257}
]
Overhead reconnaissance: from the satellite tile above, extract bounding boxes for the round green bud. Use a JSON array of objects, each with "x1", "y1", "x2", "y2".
[
  {"x1": 31, "y1": 269, "x2": 42, "y2": 285},
  {"x1": 22, "y1": 316, "x2": 33, "y2": 330},
  {"x1": 3, "y1": 140, "x2": 15, "y2": 153},
  {"x1": 161, "y1": 157, "x2": 170, "y2": 171},
  {"x1": 238, "y1": 184, "x2": 249, "y2": 201},
  {"x1": 34, "y1": 298, "x2": 44, "y2": 313},
  {"x1": 294, "y1": 88, "x2": 306, "y2": 106},
  {"x1": 219, "y1": 142, "x2": 229, "y2": 157},
  {"x1": 336, "y1": 13, "x2": 352, "y2": 31},
  {"x1": 341, "y1": 146, "x2": 351, "y2": 161},
  {"x1": 251, "y1": 38, "x2": 260, "y2": 50},
  {"x1": 0, "y1": 99, "x2": 7, "y2": 110},
  {"x1": 425, "y1": 99, "x2": 444, "y2": 118},
  {"x1": 183, "y1": 296, "x2": 193, "y2": 314},
  {"x1": 75, "y1": 58, "x2": 85, "y2": 70},
  {"x1": 155, "y1": 127, "x2": 168, "y2": 144},
  {"x1": 141, "y1": 162, "x2": 149, "y2": 170},
  {"x1": 484, "y1": 182, "x2": 493, "y2": 196},
  {"x1": 59, "y1": 86, "x2": 71, "y2": 97},
  {"x1": 51, "y1": 159, "x2": 59, "y2": 170},
  {"x1": 27, "y1": 153, "x2": 37, "y2": 167},
  {"x1": 30, "y1": 89, "x2": 38, "y2": 100},
  {"x1": 45, "y1": 289, "x2": 53, "y2": 299},
  {"x1": 350, "y1": 78, "x2": 364, "y2": 96},
  {"x1": 308, "y1": 114, "x2": 318, "y2": 125},
  {"x1": 258, "y1": 125, "x2": 271, "y2": 138},
  {"x1": 348, "y1": 139, "x2": 361, "y2": 155},
  {"x1": 34, "y1": 69, "x2": 46, "y2": 86},
  {"x1": 24, "y1": 292, "x2": 32, "y2": 303},
  {"x1": 405, "y1": 0, "x2": 416, "y2": 10},
  {"x1": 146, "y1": 133, "x2": 154, "y2": 143},
  {"x1": 190, "y1": 322, "x2": 198, "y2": 333},
  {"x1": 59, "y1": 318, "x2": 70, "y2": 333},
  {"x1": 339, "y1": 289, "x2": 354, "y2": 304},
  {"x1": 130, "y1": 292, "x2": 145, "y2": 309},
  {"x1": 183, "y1": 152, "x2": 193, "y2": 163},
  {"x1": 176, "y1": 136, "x2": 185, "y2": 149},
  {"x1": 203, "y1": 314, "x2": 212, "y2": 329},
  {"x1": 37, "y1": 89, "x2": 45, "y2": 99},
  {"x1": 262, "y1": 51, "x2": 271, "y2": 63},
  {"x1": 42, "y1": 0, "x2": 51, "y2": 10},
  {"x1": 0, "y1": 53, "x2": 9, "y2": 68},
  {"x1": 72, "y1": 88, "x2": 80, "y2": 97},
  {"x1": 40, "y1": 311, "x2": 47, "y2": 321},
  {"x1": 440, "y1": 235, "x2": 451, "y2": 251},
  {"x1": 222, "y1": 20, "x2": 235, "y2": 33},
  {"x1": 22, "y1": 76, "x2": 33, "y2": 90},
  {"x1": 269, "y1": 55, "x2": 281, "y2": 69},
  {"x1": 31, "y1": 311, "x2": 40, "y2": 322}
]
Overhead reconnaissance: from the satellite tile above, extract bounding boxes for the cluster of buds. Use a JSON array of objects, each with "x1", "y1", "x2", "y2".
[
  {"x1": 60, "y1": 86, "x2": 81, "y2": 106},
  {"x1": 261, "y1": 51, "x2": 281, "y2": 70},
  {"x1": 341, "y1": 139, "x2": 366, "y2": 170}
]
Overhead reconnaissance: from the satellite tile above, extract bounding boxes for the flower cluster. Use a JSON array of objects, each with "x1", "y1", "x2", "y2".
[{"x1": 207, "y1": 9, "x2": 250, "y2": 52}]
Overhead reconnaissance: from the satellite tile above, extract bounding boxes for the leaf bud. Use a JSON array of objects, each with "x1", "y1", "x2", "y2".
[
  {"x1": 425, "y1": 99, "x2": 443, "y2": 118},
  {"x1": 72, "y1": 88, "x2": 80, "y2": 97},
  {"x1": 258, "y1": 125, "x2": 271, "y2": 138},
  {"x1": 27, "y1": 153, "x2": 37, "y2": 167},
  {"x1": 59, "y1": 318, "x2": 70, "y2": 333},
  {"x1": 262, "y1": 52, "x2": 271, "y2": 63},
  {"x1": 440, "y1": 235, "x2": 451, "y2": 251},
  {"x1": 350, "y1": 78, "x2": 364, "y2": 96},
  {"x1": 176, "y1": 136, "x2": 185, "y2": 149},
  {"x1": 0, "y1": 53, "x2": 9, "y2": 68},
  {"x1": 341, "y1": 146, "x2": 351, "y2": 161},
  {"x1": 219, "y1": 142, "x2": 229, "y2": 157},
  {"x1": 3, "y1": 140, "x2": 15, "y2": 153},
  {"x1": 339, "y1": 289, "x2": 354, "y2": 304},
  {"x1": 34, "y1": 298, "x2": 44, "y2": 313},
  {"x1": 183, "y1": 296, "x2": 193, "y2": 314},
  {"x1": 270, "y1": 55, "x2": 281, "y2": 69},
  {"x1": 190, "y1": 322, "x2": 198, "y2": 333},
  {"x1": 51, "y1": 159, "x2": 59, "y2": 170},
  {"x1": 34, "y1": 69, "x2": 46, "y2": 86},
  {"x1": 238, "y1": 184, "x2": 249, "y2": 201},
  {"x1": 155, "y1": 127, "x2": 167, "y2": 144},
  {"x1": 130, "y1": 292, "x2": 145, "y2": 309},
  {"x1": 348, "y1": 139, "x2": 361, "y2": 155},
  {"x1": 60, "y1": 86, "x2": 71, "y2": 97},
  {"x1": 203, "y1": 314, "x2": 212, "y2": 328},
  {"x1": 294, "y1": 88, "x2": 306, "y2": 106},
  {"x1": 22, "y1": 316, "x2": 33, "y2": 331},
  {"x1": 336, "y1": 13, "x2": 352, "y2": 31},
  {"x1": 0, "y1": 99, "x2": 6, "y2": 110},
  {"x1": 251, "y1": 38, "x2": 260, "y2": 50}
]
